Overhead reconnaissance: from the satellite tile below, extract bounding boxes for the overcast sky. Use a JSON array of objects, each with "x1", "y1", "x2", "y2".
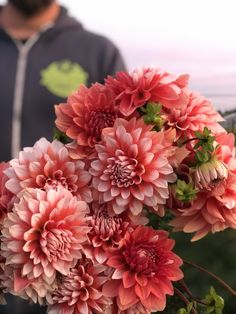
[{"x1": 1, "y1": 0, "x2": 236, "y2": 110}]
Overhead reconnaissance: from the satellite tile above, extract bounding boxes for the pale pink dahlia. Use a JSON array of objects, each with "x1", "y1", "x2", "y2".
[
  {"x1": 86, "y1": 203, "x2": 133, "y2": 263},
  {"x1": 5, "y1": 137, "x2": 92, "y2": 202},
  {"x1": 90, "y1": 118, "x2": 176, "y2": 217},
  {"x1": 194, "y1": 132, "x2": 236, "y2": 191},
  {"x1": 1, "y1": 187, "x2": 90, "y2": 299},
  {"x1": 0, "y1": 162, "x2": 14, "y2": 223},
  {"x1": 48, "y1": 259, "x2": 109, "y2": 314},
  {"x1": 105, "y1": 67, "x2": 189, "y2": 116},
  {"x1": 103, "y1": 226, "x2": 183, "y2": 312},
  {"x1": 164, "y1": 92, "x2": 225, "y2": 140},
  {"x1": 55, "y1": 83, "x2": 122, "y2": 158}
]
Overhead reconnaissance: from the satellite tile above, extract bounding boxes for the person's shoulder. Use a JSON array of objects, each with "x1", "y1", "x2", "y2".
[{"x1": 75, "y1": 27, "x2": 118, "y2": 50}]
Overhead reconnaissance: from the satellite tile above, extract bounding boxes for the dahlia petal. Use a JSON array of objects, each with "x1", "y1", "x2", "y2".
[
  {"x1": 123, "y1": 271, "x2": 136, "y2": 288},
  {"x1": 103, "y1": 280, "x2": 120, "y2": 298},
  {"x1": 14, "y1": 276, "x2": 30, "y2": 292},
  {"x1": 141, "y1": 292, "x2": 166, "y2": 311},
  {"x1": 5, "y1": 178, "x2": 21, "y2": 194},
  {"x1": 121, "y1": 189, "x2": 130, "y2": 199},
  {"x1": 112, "y1": 269, "x2": 124, "y2": 280},
  {"x1": 98, "y1": 181, "x2": 110, "y2": 192},
  {"x1": 183, "y1": 216, "x2": 208, "y2": 233},
  {"x1": 135, "y1": 284, "x2": 150, "y2": 300},
  {"x1": 112, "y1": 201, "x2": 125, "y2": 214},
  {"x1": 9, "y1": 224, "x2": 25, "y2": 239},
  {"x1": 129, "y1": 199, "x2": 143, "y2": 216},
  {"x1": 131, "y1": 188, "x2": 145, "y2": 200},
  {"x1": 119, "y1": 284, "x2": 138, "y2": 307},
  {"x1": 135, "y1": 274, "x2": 148, "y2": 286},
  {"x1": 77, "y1": 301, "x2": 89, "y2": 314},
  {"x1": 22, "y1": 261, "x2": 33, "y2": 276}
]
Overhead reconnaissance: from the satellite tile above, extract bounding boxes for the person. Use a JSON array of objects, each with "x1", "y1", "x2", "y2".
[
  {"x1": 0, "y1": 0, "x2": 126, "y2": 162},
  {"x1": 0, "y1": 0, "x2": 126, "y2": 313}
]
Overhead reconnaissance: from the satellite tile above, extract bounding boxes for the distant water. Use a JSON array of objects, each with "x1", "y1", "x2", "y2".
[{"x1": 204, "y1": 94, "x2": 236, "y2": 112}]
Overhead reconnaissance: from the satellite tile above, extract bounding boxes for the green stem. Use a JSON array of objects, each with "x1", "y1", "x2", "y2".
[
  {"x1": 184, "y1": 260, "x2": 236, "y2": 297},
  {"x1": 174, "y1": 287, "x2": 198, "y2": 314}
]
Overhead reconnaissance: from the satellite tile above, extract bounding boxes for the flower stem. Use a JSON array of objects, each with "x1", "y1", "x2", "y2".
[
  {"x1": 178, "y1": 279, "x2": 209, "y2": 306},
  {"x1": 182, "y1": 137, "x2": 199, "y2": 145},
  {"x1": 184, "y1": 260, "x2": 236, "y2": 297},
  {"x1": 174, "y1": 287, "x2": 198, "y2": 314}
]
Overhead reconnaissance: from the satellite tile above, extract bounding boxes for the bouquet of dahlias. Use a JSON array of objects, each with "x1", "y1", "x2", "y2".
[{"x1": 0, "y1": 67, "x2": 235, "y2": 314}]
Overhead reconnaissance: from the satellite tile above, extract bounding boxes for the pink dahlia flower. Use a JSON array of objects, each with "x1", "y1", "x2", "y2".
[
  {"x1": 86, "y1": 203, "x2": 133, "y2": 263},
  {"x1": 103, "y1": 226, "x2": 183, "y2": 312},
  {"x1": 105, "y1": 67, "x2": 189, "y2": 116},
  {"x1": 90, "y1": 117, "x2": 176, "y2": 217},
  {"x1": 5, "y1": 138, "x2": 92, "y2": 202},
  {"x1": 55, "y1": 83, "x2": 122, "y2": 158},
  {"x1": 164, "y1": 92, "x2": 225, "y2": 140},
  {"x1": 1, "y1": 187, "x2": 90, "y2": 299},
  {"x1": 48, "y1": 259, "x2": 109, "y2": 314},
  {"x1": 0, "y1": 162, "x2": 14, "y2": 223}
]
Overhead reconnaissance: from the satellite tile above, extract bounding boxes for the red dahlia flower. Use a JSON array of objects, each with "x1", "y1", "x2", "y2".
[
  {"x1": 103, "y1": 226, "x2": 183, "y2": 312},
  {"x1": 55, "y1": 83, "x2": 122, "y2": 158},
  {"x1": 105, "y1": 67, "x2": 189, "y2": 116}
]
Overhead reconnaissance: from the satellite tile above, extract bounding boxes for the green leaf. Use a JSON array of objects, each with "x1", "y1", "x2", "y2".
[{"x1": 53, "y1": 128, "x2": 71, "y2": 144}]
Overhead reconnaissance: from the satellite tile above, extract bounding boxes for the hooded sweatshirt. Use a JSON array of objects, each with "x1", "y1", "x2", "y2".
[{"x1": 0, "y1": 6, "x2": 126, "y2": 162}]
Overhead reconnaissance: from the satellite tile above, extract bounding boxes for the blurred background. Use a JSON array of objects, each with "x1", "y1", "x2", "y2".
[
  {"x1": 1, "y1": 0, "x2": 236, "y2": 312},
  {"x1": 59, "y1": 0, "x2": 236, "y2": 114}
]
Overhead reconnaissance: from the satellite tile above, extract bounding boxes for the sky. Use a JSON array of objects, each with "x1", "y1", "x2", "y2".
[
  {"x1": 59, "y1": 0, "x2": 236, "y2": 111},
  {"x1": 1, "y1": 0, "x2": 236, "y2": 111}
]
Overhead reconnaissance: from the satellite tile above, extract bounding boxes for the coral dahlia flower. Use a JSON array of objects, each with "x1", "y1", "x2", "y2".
[
  {"x1": 105, "y1": 67, "x2": 189, "y2": 116},
  {"x1": 1, "y1": 187, "x2": 90, "y2": 299},
  {"x1": 103, "y1": 226, "x2": 183, "y2": 312},
  {"x1": 164, "y1": 92, "x2": 225, "y2": 140},
  {"x1": 90, "y1": 117, "x2": 176, "y2": 217},
  {"x1": 170, "y1": 172, "x2": 236, "y2": 241},
  {"x1": 55, "y1": 83, "x2": 122, "y2": 158},
  {"x1": 5, "y1": 138, "x2": 92, "y2": 202},
  {"x1": 48, "y1": 259, "x2": 109, "y2": 314}
]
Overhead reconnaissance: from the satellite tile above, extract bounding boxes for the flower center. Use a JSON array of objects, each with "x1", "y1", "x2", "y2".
[
  {"x1": 123, "y1": 244, "x2": 159, "y2": 275},
  {"x1": 88, "y1": 110, "x2": 118, "y2": 141},
  {"x1": 40, "y1": 228, "x2": 73, "y2": 262},
  {"x1": 105, "y1": 155, "x2": 143, "y2": 188},
  {"x1": 36, "y1": 170, "x2": 78, "y2": 193}
]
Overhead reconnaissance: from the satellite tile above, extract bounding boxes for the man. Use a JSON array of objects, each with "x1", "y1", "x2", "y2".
[
  {"x1": 0, "y1": 0, "x2": 125, "y2": 313},
  {"x1": 0, "y1": 0, "x2": 126, "y2": 162}
]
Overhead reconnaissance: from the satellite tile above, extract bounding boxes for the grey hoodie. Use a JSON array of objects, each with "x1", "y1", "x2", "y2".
[{"x1": 0, "y1": 6, "x2": 126, "y2": 162}]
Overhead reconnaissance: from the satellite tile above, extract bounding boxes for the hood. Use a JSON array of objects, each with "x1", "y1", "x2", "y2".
[{"x1": 0, "y1": 5, "x2": 83, "y2": 38}]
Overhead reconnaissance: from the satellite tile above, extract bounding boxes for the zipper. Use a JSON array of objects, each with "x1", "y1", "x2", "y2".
[{"x1": 11, "y1": 22, "x2": 54, "y2": 158}]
